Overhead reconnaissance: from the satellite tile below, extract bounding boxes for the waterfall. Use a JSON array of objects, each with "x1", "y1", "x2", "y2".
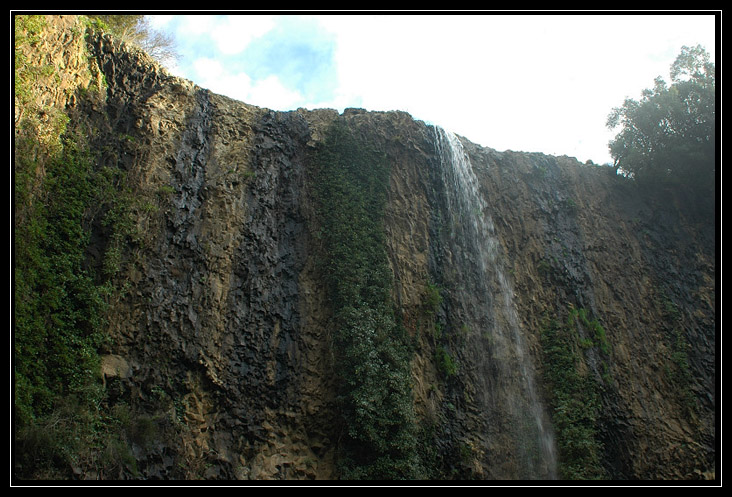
[{"x1": 433, "y1": 127, "x2": 557, "y2": 479}]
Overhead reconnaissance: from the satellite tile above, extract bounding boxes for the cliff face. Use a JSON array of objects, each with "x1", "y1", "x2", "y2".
[{"x1": 14, "y1": 16, "x2": 716, "y2": 480}]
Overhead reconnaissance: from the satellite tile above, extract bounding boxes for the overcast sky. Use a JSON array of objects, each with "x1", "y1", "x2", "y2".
[{"x1": 148, "y1": 12, "x2": 717, "y2": 165}]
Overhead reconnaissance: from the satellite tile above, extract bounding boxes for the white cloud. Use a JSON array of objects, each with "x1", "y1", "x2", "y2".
[
  {"x1": 209, "y1": 15, "x2": 276, "y2": 55},
  {"x1": 147, "y1": 15, "x2": 174, "y2": 30},
  {"x1": 190, "y1": 57, "x2": 303, "y2": 111},
  {"x1": 154, "y1": 14, "x2": 716, "y2": 164},
  {"x1": 314, "y1": 14, "x2": 715, "y2": 163},
  {"x1": 192, "y1": 57, "x2": 226, "y2": 80},
  {"x1": 191, "y1": 57, "x2": 251, "y2": 101},
  {"x1": 176, "y1": 15, "x2": 219, "y2": 36},
  {"x1": 248, "y1": 75, "x2": 305, "y2": 110}
]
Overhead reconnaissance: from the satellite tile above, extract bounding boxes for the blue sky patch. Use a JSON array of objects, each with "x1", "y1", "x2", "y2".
[
  {"x1": 149, "y1": 13, "x2": 716, "y2": 165},
  {"x1": 238, "y1": 17, "x2": 338, "y2": 104}
]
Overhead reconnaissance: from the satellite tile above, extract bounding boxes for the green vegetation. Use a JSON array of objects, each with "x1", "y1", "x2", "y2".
[
  {"x1": 423, "y1": 281, "x2": 442, "y2": 317},
  {"x1": 85, "y1": 14, "x2": 178, "y2": 66},
  {"x1": 435, "y1": 345, "x2": 458, "y2": 378},
  {"x1": 540, "y1": 307, "x2": 607, "y2": 480},
  {"x1": 569, "y1": 306, "x2": 611, "y2": 357},
  {"x1": 14, "y1": 15, "x2": 72, "y2": 166},
  {"x1": 15, "y1": 136, "x2": 110, "y2": 423},
  {"x1": 14, "y1": 15, "x2": 50, "y2": 107},
  {"x1": 419, "y1": 281, "x2": 460, "y2": 378},
  {"x1": 607, "y1": 45, "x2": 715, "y2": 210},
  {"x1": 13, "y1": 124, "x2": 150, "y2": 478},
  {"x1": 313, "y1": 119, "x2": 420, "y2": 479},
  {"x1": 660, "y1": 294, "x2": 696, "y2": 413},
  {"x1": 14, "y1": 16, "x2": 152, "y2": 479},
  {"x1": 15, "y1": 15, "x2": 101, "y2": 428}
]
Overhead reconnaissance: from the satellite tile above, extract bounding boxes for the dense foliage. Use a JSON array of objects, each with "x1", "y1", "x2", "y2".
[
  {"x1": 15, "y1": 136, "x2": 109, "y2": 423},
  {"x1": 606, "y1": 45, "x2": 715, "y2": 208},
  {"x1": 312, "y1": 119, "x2": 421, "y2": 479},
  {"x1": 14, "y1": 15, "x2": 144, "y2": 479},
  {"x1": 541, "y1": 308, "x2": 607, "y2": 480},
  {"x1": 15, "y1": 15, "x2": 100, "y2": 426}
]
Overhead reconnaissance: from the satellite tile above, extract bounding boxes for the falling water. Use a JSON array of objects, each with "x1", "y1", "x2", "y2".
[{"x1": 433, "y1": 127, "x2": 556, "y2": 479}]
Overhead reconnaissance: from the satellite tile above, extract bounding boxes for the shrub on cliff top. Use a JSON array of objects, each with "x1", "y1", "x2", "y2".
[
  {"x1": 607, "y1": 45, "x2": 715, "y2": 212},
  {"x1": 85, "y1": 14, "x2": 178, "y2": 67}
]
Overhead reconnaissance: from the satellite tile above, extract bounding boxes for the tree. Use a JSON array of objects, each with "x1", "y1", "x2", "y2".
[
  {"x1": 87, "y1": 15, "x2": 178, "y2": 67},
  {"x1": 606, "y1": 45, "x2": 715, "y2": 200}
]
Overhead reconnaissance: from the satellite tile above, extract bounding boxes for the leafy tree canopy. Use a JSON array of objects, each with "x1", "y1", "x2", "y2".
[{"x1": 606, "y1": 45, "x2": 715, "y2": 201}]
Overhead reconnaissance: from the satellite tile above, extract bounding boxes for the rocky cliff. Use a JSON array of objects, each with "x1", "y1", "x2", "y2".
[{"x1": 13, "y1": 15, "x2": 717, "y2": 481}]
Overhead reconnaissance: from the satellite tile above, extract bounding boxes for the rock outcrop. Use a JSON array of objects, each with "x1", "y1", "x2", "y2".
[{"x1": 14, "y1": 15, "x2": 716, "y2": 481}]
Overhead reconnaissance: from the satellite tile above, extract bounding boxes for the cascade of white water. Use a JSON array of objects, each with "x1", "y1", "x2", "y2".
[{"x1": 433, "y1": 127, "x2": 557, "y2": 479}]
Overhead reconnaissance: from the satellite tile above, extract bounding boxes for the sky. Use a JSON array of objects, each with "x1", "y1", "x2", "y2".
[{"x1": 147, "y1": 12, "x2": 717, "y2": 165}]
